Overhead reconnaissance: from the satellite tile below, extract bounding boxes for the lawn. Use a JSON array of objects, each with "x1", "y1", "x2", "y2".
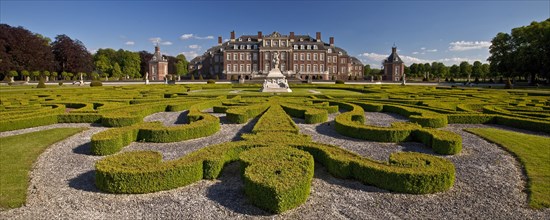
[
  {"x1": 465, "y1": 128, "x2": 550, "y2": 209},
  {"x1": 0, "y1": 127, "x2": 86, "y2": 209}
]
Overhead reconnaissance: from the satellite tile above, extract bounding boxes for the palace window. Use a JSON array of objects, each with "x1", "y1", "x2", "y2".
[
  {"x1": 240, "y1": 64, "x2": 244, "y2": 72},
  {"x1": 313, "y1": 64, "x2": 318, "y2": 72},
  {"x1": 265, "y1": 52, "x2": 270, "y2": 60},
  {"x1": 266, "y1": 41, "x2": 270, "y2": 46},
  {"x1": 246, "y1": 53, "x2": 251, "y2": 60},
  {"x1": 247, "y1": 38, "x2": 251, "y2": 41},
  {"x1": 240, "y1": 53, "x2": 244, "y2": 60},
  {"x1": 281, "y1": 52, "x2": 286, "y2": 59},
  {"x1": 320, "y1": 64, "x2": 324, "y2": 72},
  {"x1": 293, "y1": 53, "x2": 297, "y2": 61},
  {"x1": 281, "y1": 63, "x2": 285, "y2": 71},
  {"x1": 233, "y1": 45, "x2": 238, "y2": 50},
  {"x1": 294, "y1": 64, "x2": 298, "y2": 71},
  {"x1": 274, "y1": 41, "x2": 278, "y2": 46},
  {"x1": 341, "y1": 67, "x2": 346, "y2": 73},
  {"x1": 281, "y1": 41, "x2": 286, "y2": 46},
  {"x1": 300, "y1": 53, "x2": 304, "y2": 61},
  {"x1": 233, "y1": 53, "x2": 238, "y2": 60},
  {"x1": 238, "y1": 38, "x2": 242, "y2": 41},
  {"x1": 227, "y1": 53, "x2": 231, "y2": 61},
  {"x1": 307, "y1": 64, "x2": 311, "y2": 72},
  {"x1": 265, "y1": 64, "x2": 270, "y2": 72},
  {"x1": 253, "y1": 53, "x2": 257, "y2": 60},
  {"x1": 314, "y1": 45, "x2": 318, "y2": 49},
  {"x1": 307, "y1": 45, "x2": 311, "y2": 50},
  {"x1": 313, "y1": 53, "x2": 318, "y2": 61},
  {"x1": 247, "y1": 45, "x2": 251, "y2": 50},
  {"x1": 246, "y1": 64, "x2": 251, "y2": 72},
  {"x1": 320, "y1": 53, "x2": 324, "y2": 61},
  {"x1": 253, "y1": 64, "x2": 258, "y2": 72},
  {"x1": 333, "y1": 66, "x2": 337, "y2": 73},
  {"x1": 227, "y1": 64, "x2": 231, "y2": 72},
  {"x1": 240, "y1": 45, "x2": 245, "y2": 50},
  {"x1": 327, "y1": 56, "x2": 331, "y2": 63},
  {"x1": 300, "y1": 45, "x2": 305, "y2": 50},
  {"x1": 253, "y1": 45, "x2": 258, "y2": 49},
  {"x1": 307, "y1": 53, "x2": 311, "y2": 60},
  {"x1": 328, "y1": 49, "x2": 332, "y2": 53},
  {"x1": 333, "y1": 56, "x2": 337, "y2": 62},
  {"x1": 233, "y1": 64, "x2": 238, "y2": 72},
  {"x1": 300, "y1": 64, "x2": 304, "y2": 72},
  {"x1": 294, "y1": 45, "x2": 298, "y2": 50},
  {"x1": 341, "y1": 59, "x2": 345, "y2": 64}
]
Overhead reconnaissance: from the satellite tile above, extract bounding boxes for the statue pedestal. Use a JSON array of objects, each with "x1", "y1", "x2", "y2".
[
  {"x1": 145, "y1": 79, "x2": 149, "y2": 85},
  {"x1": 260, "y1": 68, "x2": 292, "y2": 93}
]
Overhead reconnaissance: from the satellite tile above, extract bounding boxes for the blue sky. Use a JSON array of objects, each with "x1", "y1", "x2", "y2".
[{"x1": 1, "y1": 0, "x2": 549, "y2": 67}]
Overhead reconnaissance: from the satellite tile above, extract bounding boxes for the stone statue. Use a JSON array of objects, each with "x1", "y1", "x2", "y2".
[
  {"x1": 273, "y1": 52, "x2": 280, "y2": 69},
  {"x1": 145, "y1": 72, "x2": 149, "y2": 85}
]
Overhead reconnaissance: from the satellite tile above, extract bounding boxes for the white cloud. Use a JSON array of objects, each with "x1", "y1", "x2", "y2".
[
  {"x1": 426, "y1": 49, "x2": 437, "y2": 52},
  {"x1": 180, "y1": 34, "x2": 194, "y2": 40},
  {"x1": 412, "y1": 52, "x2": 419, "y2": 55},
  {"x1": 180, "y1": 34, "x2": 214, "y2": 40},
  {"x1": 188, "y1": 44, "x2": 201, "y2": 49},
  {"x1": 125, "y1": 41, "x2": 135, "y2": 46},
  {"x1": 181, "y1": 51, "x2": 200, "y2": 59},
  {"x1": 420, "y1": 47, "x2": 426, "y2": 50},
  {"x1": 149, "y1": 37, "x2": 162, "y2": 43},
  {"x1": 160, "y1": 41, "x2": 173, "y2": 45},
  {"x1": 449, "y1": 41, "x2": 491, "y2": 51}
]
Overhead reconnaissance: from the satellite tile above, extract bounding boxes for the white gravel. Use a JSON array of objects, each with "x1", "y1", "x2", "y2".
[{"x1": 1, "y1": 111, "x2": 549, "y2": 219}]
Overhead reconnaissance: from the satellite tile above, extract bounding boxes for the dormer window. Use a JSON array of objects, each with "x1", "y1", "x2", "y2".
[
  {"x1": 300, "y1": 38, "x2": 304, "y2": 42},
  {"x1": 300, "y1": 45, "x2": 305, "y2": 50},
  {"x1": 266, "y1": 41, "x2": 271, "y2": 46},
  {"x1": 247, "y1": 38, "x2": 251, "y2": 41},
  {"x1": 253, "y1": 45, "x2": 258, "y2": 49},
  {"x1": 233, "y1": 45, "x2": 238, "y2": 50},
  {"x1": 238, "y1": 38, "x2": 242, "y2": 41},
  {"x1": 328, "y1": 49, "x2": 332, "y2": 53},
  {"x1": 247, "y1": 45, "x2": 251, "y2": 50},
  {"x1": 314, "y1": 45, "x2": 318, "y2": 49},
  {"x1": 274, "y1": 41, "x2": 278, "y2": 46},
  {"x1": 240, "y1": 45, "x2": 245, "y2": 49},
  {"x1": 281, "y1": 41, "x2": 286, "y2": 46},
  {"x1": 307, "y1": 45, "x2": 311, "y2": 50},
  {"x1": 294, "y1": 45, "x2": 298, "y2": 50}
]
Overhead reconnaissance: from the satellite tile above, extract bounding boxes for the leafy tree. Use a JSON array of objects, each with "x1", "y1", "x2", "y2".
[
  {"x1": 481, "y1": 64, "x2": 490, "y2": 81},
  {"x1": 31, "y1": 71, "x2": 41, "y2": 81},
  {"x1": 423, "y1": 63, "x2": 431, "y2": 79},
  {"x1": 94, "y1": 54, "x2": 112, "y2": 77},
  {"x1": 42, "y1": 71, "x2": 50, "y2": 81},
  {"x1": 0, "y1": 24, "x2": 55, "y2": 79},
  {"x1": 472, "y1": 61, "x2": 483, "y2": 81},
  {"x1": 175, "y1": 54, "x2": 189, "y2": 80},
  {"x1": 51, "y1": 34, "x2": 93, "y2": 74},
  {"x1": 50, "y1": 71, "x2": 58, "y2": 81},
  {"x1": 138, "y1": 51, "x2": 153, "y2": 77},
  {"x1": 21, "y1": 70, "x2": 30, "y2": 82},
  {"x1": 7, "y1": 70, "x2": 18, "y2": 82},
  {"x1": 112, "y1": 63, "x2": 122, "y2": 80},
  {"x1": 459, "y1": 61, "x2": 472, "y2": 82},
  {"x1": 119, "y1": 50, "x2": 141, "y2": 79},
  {"x1": 450, "y1": 65, "x2": 460, "y2": 79}
]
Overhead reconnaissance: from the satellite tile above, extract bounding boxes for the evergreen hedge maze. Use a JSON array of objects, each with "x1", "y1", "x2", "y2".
[{"x1": 1, "y1": 84, "x2": 549, "y2": 213}]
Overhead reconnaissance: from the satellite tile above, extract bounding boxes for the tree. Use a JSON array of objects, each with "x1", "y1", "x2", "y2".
[
  {"x1": 459, "y1": 61, "x2": 472, "y2": 82},
  {"x1": 481, "y1": 64, "x2": 491, "y2": 81},
  {"x1": 423, "y1": 63, "x2": 431, "y2": 79},
  {"x1": 43, "y1": 70, "x2": 50, "y2": 81},
  {"x1": 51, "y1": 34, "x2": 93, "y2": 74},
  {"x1": 450, "y1": 65, "x2": 460, "y2": 79},
  {"x1": 112, "y1": 63, "x2": 122, "y2": 80},
  {"x1": 94, "y1": 54, "x2": 112, "y2": 77},
  {"x1": 8, "y1": 70, "x2": 18, "y2": 82},
  {"x1": 138, "y1": 51, "x2": 153, "y2": 77},
  {"x1": 175, "y1": 54, "x2": 189, "y2": 80},
  {"x1": 50, "y1": 71, "x2": 58, "y2": 81},
  {"x1": 21, "y1": 70, "x2": 30, "y2": 82},
  {"x1": 472, "y1": 61, "x2": 483, "y2": 82},
  {"x1": 32, "y1": 71, "x2": 41, "y2": 81},
  {"x1": 119, "y1": 50, "x2": 141, "y2": 79}
]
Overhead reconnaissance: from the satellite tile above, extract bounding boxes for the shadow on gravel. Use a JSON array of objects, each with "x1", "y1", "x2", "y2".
[
  {"x1": 400, "y1": 142, "x2": 435, "y2": 155},
  {"x1": 313, "y1": 120, "x2": 364, "y2": 142},
  {"x1": 73, "y1": 142, "x2": 92, "y2": 155},
  {"x1": 68, "y1": 170, "x2": 101, "y2": 193},
  {"x1": 226, "y1": 117, "x2": 259, "y2": 142},
  {"x1": 205, "y1": 162, "x2": 271, "y2": 216}
]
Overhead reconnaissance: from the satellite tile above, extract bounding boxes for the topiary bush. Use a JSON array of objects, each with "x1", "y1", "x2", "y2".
[
  {"x1": 207, "y1": 79, "x2": 215, "y2": 84},
  {"x1": 90, "y1": 80, "x2": 103, "y2": 87},
  {"x1": 335, "y1": 79, "x2": 345, "y2": 84},
  {"x1": 36, "y1": 78, "x2": 46, "y2": 88}
]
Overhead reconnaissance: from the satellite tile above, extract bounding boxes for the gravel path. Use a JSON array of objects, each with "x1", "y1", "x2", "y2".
[{"x1": 1, "y1": 111, "x2": 549, "y2": 219}]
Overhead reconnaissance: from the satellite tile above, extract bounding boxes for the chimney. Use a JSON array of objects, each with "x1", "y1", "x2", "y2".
[
  {"x1": 218, "y1": 36, "x2": 222, "y2": 45},
  {"x1": 230, "y1": 31, "x2": 235, "y2": 42},
  {"x1": 290, "y1": 32, "x2": 295, "y2": 42},
  {"x1": 392, "y1": 46, "x2": 397, "y2": 53},
  {"x1": 329, "y1": 37, "x2": 334, "y2": 46},
  {"x1": 258, "y1": 31, "x2": 263, "y2": 39},
  {"x1": 316, "y1": 32, "x2": 321, "y2": 41}
]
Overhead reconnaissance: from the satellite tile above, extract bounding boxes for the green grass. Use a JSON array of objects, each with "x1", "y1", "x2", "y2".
[
  {"x1": 465, "y1": 128, "x2": 550, "y2": 209},
  {"x1": 0, "y1": 127, "x2": 86, "y2": 209}
]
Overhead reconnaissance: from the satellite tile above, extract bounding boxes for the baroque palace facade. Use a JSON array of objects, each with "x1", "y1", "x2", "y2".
[{"x1": 189, "y1": 31, "x2": 363, "y2": 80}]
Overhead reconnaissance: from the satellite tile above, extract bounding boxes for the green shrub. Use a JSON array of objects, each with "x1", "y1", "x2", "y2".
[
  {"x1": 226, "y1": 104, "x2": 270, "y2": 124},
  {"x1": 36, "y1": 79, "x2": 46, "y2": 88},
  {"x1": 280, "y1": 103, "x2": 328, "y2": 124},
  {"x1": 90, "y1": 81, "x2": 103, "y2": 87},
  {"x1": 58, "y1": 82, "x2": 63, "y2": 86},
  {"x1": 207, "y1": 79, "x2": 215, "y2": 84},
  {"x1": 241, "y1": 147, "x2": 314, "y2": 213},
  {"x1": 335, "y1": 79, "x2": 345, "y2": 84}
]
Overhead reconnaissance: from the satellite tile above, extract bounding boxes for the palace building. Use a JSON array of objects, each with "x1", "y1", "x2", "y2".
[
  {"x1": 189, "y1": 31, "x2": 363, "y2": 80},
  {"x1": 148, "y1": 45, "x2": 169, "y2": 80},
  {"x1": 383, "y1": 46, "x2": 404, "y2": 82}
]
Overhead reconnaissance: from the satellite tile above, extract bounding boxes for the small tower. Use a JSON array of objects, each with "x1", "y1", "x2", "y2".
[
  {"x1": 148, "y1": 44, "x2": 168, "y2": 80},
  {"x1": 383, "y1": 46, "x2": 405, "y2": 81}
]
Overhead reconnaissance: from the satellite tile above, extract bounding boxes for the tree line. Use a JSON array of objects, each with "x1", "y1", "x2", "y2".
[
  {"x1": 0, "y1": 24, "x2": 189, "y2": 82},
  {"x1": 364, "y1": 18, "x2": 549, "y2": 84}
]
